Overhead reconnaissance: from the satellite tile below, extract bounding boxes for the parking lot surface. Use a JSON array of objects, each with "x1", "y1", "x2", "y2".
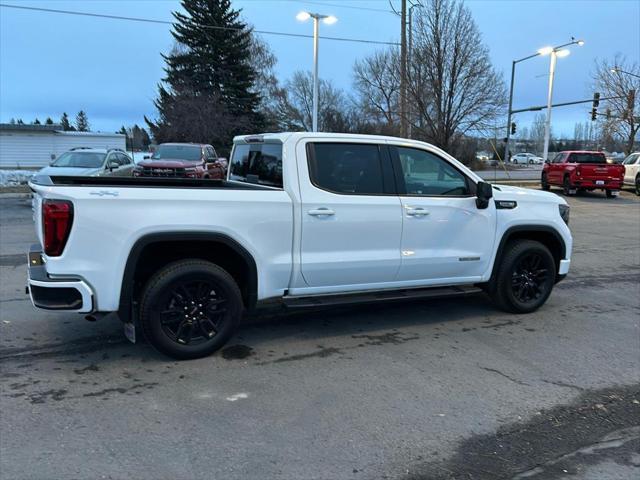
[{"x1": 1, "y1": 189, "x2": 639, "y2": 480}]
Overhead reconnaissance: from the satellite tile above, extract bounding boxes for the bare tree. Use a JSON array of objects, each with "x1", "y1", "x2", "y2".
[
  {"x1": 593, "y1": 54, "x2": 639, "y2": 154},
  {"x1": 353, "y1": 49, "x2": 401, "y2": 135},
  {"x1": 249, "y1": 34, "x2": 282, "y2": 131},
  {"x1": 276, "y1": 71, "x2": 353, "y2": 132},
  {"x1": 529, "y1": 114, "x2": 548, "y2": 155},
  {"x1": 407, "y1": 0, "x2": 506, "y2": 152}
]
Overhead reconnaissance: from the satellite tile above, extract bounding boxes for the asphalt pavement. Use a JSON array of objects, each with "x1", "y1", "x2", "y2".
[{"x1": 1, "y1": 188, "x2": 639, "y2": 480}]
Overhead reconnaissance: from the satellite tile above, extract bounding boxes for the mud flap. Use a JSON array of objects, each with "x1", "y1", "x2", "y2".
[{"x1": 123, "y1": 322, "x2": 136, "y2": 344}]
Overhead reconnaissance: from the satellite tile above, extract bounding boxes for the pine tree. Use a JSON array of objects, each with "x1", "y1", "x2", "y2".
[
  {"x1": 45, "y1": 117, "x2": 54, "y2": 125},
  {"x1": 75, "y1": 110, "x2": 90, "y2": 132},
  {"x1": 60, "y1": 112, "x2": 73, "y2": 131},
  {"x1": 33, "y1": 118, "x2": 41, "y2": 125},
  {"x1": 147, "y1": 0, "x2": 263, "y2": 152},
  {"x1": 9, "y1": 118, "x2": 16, "y2": 124},
  {"x1": 16, "y1": 119, "x2": 24, "y2": 125}
]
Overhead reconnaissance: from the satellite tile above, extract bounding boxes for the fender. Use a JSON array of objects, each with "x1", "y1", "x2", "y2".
[
  {"x1": 118, "y1": 231, "x2": 258, "y2": 323},
  {"x1": 488, "y1": 225, "x2": 567, "y2": 285}
]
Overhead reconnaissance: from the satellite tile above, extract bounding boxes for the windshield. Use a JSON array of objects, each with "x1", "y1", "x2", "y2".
[
  {"x1": 52, "y1": 152, "x2": 106, "y2": 168},
  {"x1": 623, "y1": 154, "x2": 638, "y2": 165},
  {"x1": 568, "y1": 153, "x2": 607, "y2": 164},
  {"x1": 151, "y1": 145, "x2": 202, "y2": 161}
]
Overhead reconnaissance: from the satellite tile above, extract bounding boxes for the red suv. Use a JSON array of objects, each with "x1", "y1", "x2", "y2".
[
  {"x1": 542, "y1": 151, "x2": 625, "y2": 198},
  {"x1": 134, "y1": 143, "x2": 228, "y2": 179}
]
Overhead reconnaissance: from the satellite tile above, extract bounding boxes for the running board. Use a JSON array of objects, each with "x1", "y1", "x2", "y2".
[{"x1": 283, "y1": 285, "x2": 482, "y2": 309}]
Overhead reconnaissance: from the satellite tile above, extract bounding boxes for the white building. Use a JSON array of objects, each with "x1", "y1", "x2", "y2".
[{"x1": 0, "y1": 124, "x2": 126, "y2": 168}]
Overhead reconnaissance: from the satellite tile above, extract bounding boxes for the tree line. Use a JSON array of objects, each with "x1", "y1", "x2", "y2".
[{"x1": 146, "y1": 0, "x2": 507, "y2": 161}]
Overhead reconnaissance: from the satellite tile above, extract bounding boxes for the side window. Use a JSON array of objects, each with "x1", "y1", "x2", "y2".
[
  {"x1": 205, "y1": 146, "x2": 215, "y2": 161},
  {"x1": 118, "y1": 153, "x2": 131, "y2": 165},
  {"x1": 229, "y1": 143, "x2": 283, "y2": 188},
  {"x1": 308, "y1": 143, "x2": 386, "y2": 195},
  {"x1": 393, "y1": 147, "x2": 470, "y2": 196},
  {"x1": 553, "y1": 153, "x2": 564, "y2": 164}
]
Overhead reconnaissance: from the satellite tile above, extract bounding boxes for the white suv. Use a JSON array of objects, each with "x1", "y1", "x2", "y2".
[{"x1": 622, "y1": 152, "x2": 640, "y2": 195}]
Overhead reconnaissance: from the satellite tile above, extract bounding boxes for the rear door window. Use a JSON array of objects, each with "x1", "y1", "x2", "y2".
[
  {"x1": 229, "y1": 143, "x2": 283, "y2": 188},
  {"x1": 307, "y1": 143, "x2": 390, "y2": 195}
]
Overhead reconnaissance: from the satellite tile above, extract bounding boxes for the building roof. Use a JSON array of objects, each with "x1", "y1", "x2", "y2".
[
  {"x1": 0, "y1": 124, "x2": 124, "y2": 138},
  {"x1": 0, "y1": 123, "x2": 61, "y2": 132}
]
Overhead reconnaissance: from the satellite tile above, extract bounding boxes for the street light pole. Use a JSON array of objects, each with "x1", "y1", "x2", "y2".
[
  {"x1": 611, "y1": 67, "x2": 640, "y2": 79},
  {"x1": 296, "y1": 11, "x2": 337, "y2": 133},
  {"x1": 312, "y1": 16, "x2": 319, "y2": 133},
  {"x1": 542, "y1": 50, "x2": 558, "y2": 162}
]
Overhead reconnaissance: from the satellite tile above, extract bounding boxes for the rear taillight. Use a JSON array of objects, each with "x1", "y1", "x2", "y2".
[{"x1": 42, "y1": 199, "x2": 74, "y2": 256}]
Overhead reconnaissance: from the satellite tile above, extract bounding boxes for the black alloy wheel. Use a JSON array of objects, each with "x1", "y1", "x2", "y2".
[
  {"x1": 510, "y1": 252, "x2": 551, "y2": 304},
  {"x1": 490, "y1": 240, "x2": 556, "y2": 313},
  {"x1": 139, "y1": 260, "x2": 242, "y2": 359}
]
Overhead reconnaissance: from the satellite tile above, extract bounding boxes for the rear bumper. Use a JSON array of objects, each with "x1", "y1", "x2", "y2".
[
  {"x1": 27, "y1": 245, "x2": 94, "y2": 312},
  {"x1": 572, "y1": 179, "x2": 622, "y2": 189}
]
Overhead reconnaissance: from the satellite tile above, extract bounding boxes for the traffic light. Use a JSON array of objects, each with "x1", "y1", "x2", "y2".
[
  {"x1": 510, "y1": 122, "x2": 516, "y2": 135},
  {"x1": 591, "y1": 92, "x2": 600, "y2": 121}
]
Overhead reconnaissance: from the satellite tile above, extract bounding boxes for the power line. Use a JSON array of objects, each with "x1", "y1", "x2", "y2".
[{"x1": 0, "y1": 3, "x2": 399, "y2": 46}]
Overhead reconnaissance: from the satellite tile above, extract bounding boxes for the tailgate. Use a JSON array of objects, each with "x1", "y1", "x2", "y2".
[{"x1": 578, "y1": 164, "x2": 624, "y2": 181}]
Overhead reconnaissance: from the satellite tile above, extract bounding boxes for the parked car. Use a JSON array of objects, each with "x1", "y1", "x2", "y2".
[
  {"x1": 511, "y1": 152, "x2": 543, "y2": 165},
  {"x1": 28, "y1": 132, "x2": 572, "y2": 359},
  {"x1": 37, "y1": 148, "x2": 134, "y2": 177},
  {"x1": 622, "y1": 152, "x2": 640, "y2": 195},
  {"x1": 134, "y1": 143, "x2": 227, "y2": 179},
  {"x1": 541, "y1": 151, "x2": 625, "y2": 198}
]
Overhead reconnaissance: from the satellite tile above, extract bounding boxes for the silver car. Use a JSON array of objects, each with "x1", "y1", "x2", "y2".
[{"x1": 37, "y1": 148, "x2": 135, "y2": 177}]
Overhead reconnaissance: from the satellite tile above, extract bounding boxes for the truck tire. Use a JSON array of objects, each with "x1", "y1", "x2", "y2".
[
  {"x1": 635, "y1": 175, "x2": 640, "y2": 196},
  {"x1": 562, "y1": 175, "x2": 573, "y2": 196},
  {"x1": 490, "y1": 240, "x2": 556, "y2": 314},
  {"x1": 605, "y1": 190, "x2": 616, "y2": 198},
  {"x1": 139, "y1": 259, "x2": 242, "y2": 360},
  {"x1": 541, "y1": 173, "x2": 550, "y2": 191}
]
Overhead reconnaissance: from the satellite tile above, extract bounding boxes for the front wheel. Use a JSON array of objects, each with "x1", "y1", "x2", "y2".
[
  {"x1": 541, "y1": 173, "x2": 550, "y2": 191},
  {"x1": 139, "y1": 260, "x2": 242, "y2": 359},
  {"x1": 563, "y1": 176, "x2": 574, "y2": 196},
  {"x1": 490, "y1": 240, "x2": 556, "y2": 313},
  {"x1": 635, "y1": 175, "x2": 640, "y2": 196}
]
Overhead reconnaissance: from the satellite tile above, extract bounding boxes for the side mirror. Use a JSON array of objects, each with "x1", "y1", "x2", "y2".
[
  {"x1": 107, "y1": 161, "x2": 119, "y2": 171},
  {"x1": 544, "y1": 159, "x2": 550, "y2": 164},
  {"x1": 476, "y1": 181, "x2": 493, "y2": 209}
]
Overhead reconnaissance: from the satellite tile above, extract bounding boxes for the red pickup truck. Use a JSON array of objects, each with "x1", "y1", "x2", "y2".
[
  {"x1": 134, "y1": 143, "x2": 227, "y2": 179},
  {"x1": 541, "y1": 151, "x2": 625, "y2": 198}
]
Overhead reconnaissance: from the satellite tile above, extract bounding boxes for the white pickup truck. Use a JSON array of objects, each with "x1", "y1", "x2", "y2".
[{"x1": 27, "y1": 133, "x2": 572, "y2": 359}]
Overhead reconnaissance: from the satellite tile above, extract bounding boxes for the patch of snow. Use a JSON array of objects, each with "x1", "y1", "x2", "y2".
[
  {"x1": 226, "y1": 392, "x2": 249, "y2": 402},
  {"x1": 0, "y1": 170, "x2": 36, "y2": 186}
]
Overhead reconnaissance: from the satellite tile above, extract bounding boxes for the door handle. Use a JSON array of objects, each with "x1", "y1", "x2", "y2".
[
  {"x1": 405, "y1": 207, "x2": 429, "y2": 217},
  {"x1": 308, "y1": 208, "x2": 335, "y2": 216}
]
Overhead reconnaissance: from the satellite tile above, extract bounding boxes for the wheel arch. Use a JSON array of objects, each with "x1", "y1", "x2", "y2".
[
  {"x1": 118, "y1": 232, "x2": 258, "y2": 323},
  {"x1": 488, "y1": 225, "x2": 567, "y2": 287}
]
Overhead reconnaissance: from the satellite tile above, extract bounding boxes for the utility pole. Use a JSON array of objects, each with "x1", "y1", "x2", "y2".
[
  {"x1": 399, "y1": 0, "x2": 407, "y2": 137},
  {"x1": 542, "y1": 50, "x2": 558, "y2": 162},
  {"x1": 407, "y1": 4, "x2": 414, "y2": 139}
]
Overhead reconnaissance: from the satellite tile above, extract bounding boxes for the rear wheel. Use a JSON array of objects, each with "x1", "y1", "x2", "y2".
[
  {"x1": 563, "y1": 175, "x2": 573, "y2": 196},
  {"x1": 490, "y1": 240, "x2": 556, "y2": 313},
  {"x1": 636, "y1": 175, "x2": 640, "y2": 196},
  {"x1": 541, "y1": 173, "x2": 550, "y2": 191},
  {"x1": 139, "y1": 260, "x2": 242, "y2": 359},
  {"x1": 605, "y1": 189, "x2": 616, "y2": 198}
]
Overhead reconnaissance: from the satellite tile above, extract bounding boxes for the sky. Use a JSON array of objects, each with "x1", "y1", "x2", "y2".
[{"x1": 1, "y1": 0, "x2": 639, "y2": 138}]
